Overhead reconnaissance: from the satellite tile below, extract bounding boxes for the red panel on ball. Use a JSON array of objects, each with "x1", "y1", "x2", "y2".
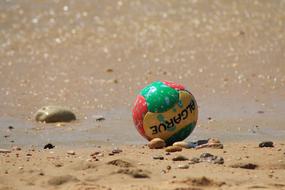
[
  {"x1": 132, "y1": 95, "x2": 150, "y2": 140},
  {"x1": 162, "y1": 80, "x2": 185, "y2": 91}
]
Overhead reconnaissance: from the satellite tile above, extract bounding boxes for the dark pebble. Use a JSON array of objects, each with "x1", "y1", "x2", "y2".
[
  {"x1": 259, "y1": 141, "x2": 274, "y2": 148},
  {"x1": 8, "y1": 126, "x2": 14, "y2": 130},
  {"x1": 231, "y1": 163, "x2": 258, "y2": 170},
  {"x1": 153, "y1": 155, "x2": 164, "y2": 160},
  {"x1": 95, "y1": 116, "x2": 105, "y2": 121},
  {"x1": 112, "y1": 148, "x2": 123, "y2": 154},
  {"x1": 44, "y1": 143, "x2": 55, "y2": 149},
  {"x1": 172, "y1": 155, "x2": 189, "y2": 161}
]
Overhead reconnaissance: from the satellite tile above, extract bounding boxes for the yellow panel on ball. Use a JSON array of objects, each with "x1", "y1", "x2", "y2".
[{"x1": 143, "y1": 90, "x2": 198, "y2": 143}]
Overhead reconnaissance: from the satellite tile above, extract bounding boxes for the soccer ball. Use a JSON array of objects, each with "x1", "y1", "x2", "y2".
[{"x1": 132, "y1": 80, "x2": 198, "y2": 145}]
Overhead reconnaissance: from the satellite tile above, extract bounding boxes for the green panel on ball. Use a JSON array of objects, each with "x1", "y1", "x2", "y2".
[
  {"x1": 165, "y1": 122, "x2": 196, "y2": 146},
  {"x1": 140, "y1": 81, "x2": 179, "y2": 113}
]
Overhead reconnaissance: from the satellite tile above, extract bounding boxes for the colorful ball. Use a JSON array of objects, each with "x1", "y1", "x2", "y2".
[{"x1": 132, "y1": 80, "x2": 198, "y2": 145}]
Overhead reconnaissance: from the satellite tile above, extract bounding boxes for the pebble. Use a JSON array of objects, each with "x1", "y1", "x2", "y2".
[
  {"x1": 8, "y1": 126, "x2": 14, "y2": 130},
  {"x1": 259, "y1": 141, "x2": 274, "y2": 148},
  {"x1": 172, "y1": 155, "x2": 189, "y2": 161},
  {"x1": 112, "y1": 148, "x2": 123, "y2": 154},
  {"x1": 173, "y1": 141, "x2": 190, "y2": 148},
  {"x1": 231, "y1": 163, "x2": 258, "y2": 170},
  {"x1": 0, "y1": 149, "x2": 11, "y2": 153},
  {"x1": 35, "y1": 106, "x2": 76, "y2": 123},
  {"x1": 67, "y1": 150, "x2": 76, "y2": 155},
  {"x1": 178, "y1": 164, "x2": 189, "y2": 169},
  {"x1": 44, "y1": 143, "x2": 55, "y2": 149},
  {"x1": 153, "y1": 155, "x2": 164, "y2": 160},
  {"x1": 148, "y1": 138, "x2": 166, "y2": 149},
  {"x1": 90, "y1": 151, "x2": 101, "y2": 156},
  {"x1": 165, "y1": 146, "x2": 182, "y2": 152},
  {"x1": 94, "y1": 115, "x2": 105, "y2": 121}
]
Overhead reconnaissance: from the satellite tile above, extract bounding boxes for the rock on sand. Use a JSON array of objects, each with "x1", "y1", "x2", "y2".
[
  {"x1": 148, "y1": 138, "x2": 166, "y2": 149},
  {"x1": 35, "y1": 106, "x2": 76, "y2": 123}
]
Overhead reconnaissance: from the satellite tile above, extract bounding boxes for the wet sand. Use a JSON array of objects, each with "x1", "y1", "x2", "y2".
[{"x1": 0, "y1": 0, "x2": 285, "y2": 189}]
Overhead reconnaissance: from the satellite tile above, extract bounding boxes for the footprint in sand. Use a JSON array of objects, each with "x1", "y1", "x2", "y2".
[{"x1": 48, "y1": 175, "x2": 79, "y2": 186}]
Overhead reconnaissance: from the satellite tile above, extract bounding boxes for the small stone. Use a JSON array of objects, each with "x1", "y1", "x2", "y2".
[
  {"x1": 259, "y1": 141, "x2": 274, "y2": 148},
  {"x1": 153, "y1": 155, "x2": 164, "y2": 160},
  {"x1": 67, "y1": 150, "x2": 76, "y2": 155},
  {"x1": 165, "y1": 146, "x2": 182, "y2": 152},
  {"x1": 8, "y1": 126, "x2": 14, "y2": 130},
  {"x1": 148, "y1": 138, "x2": 166, "y2": 149},
  {"x1": 44, "y1": 143, "x2": 55, "y2": 149},
  {"x1": 0, "y1": 149, "x2": 11, "y2": 153},
  {"x1": 178, "y1": 164, "x2": 189, "y2": 169},
  {"x1": 112, "y1": 148, "x2": 123, "y2": 154},
  {"x1": 94, "y1": 115, "x2": 105, "y2": 121},
  {"x1": 90, "y1": 151, "x2": 101, "y2": 156},
  {"x1": 35, "y1": 106, "x2": 76, "y2": 123},
  {"x1": 173, "y1": 141, "x2": 190, "y2": 148},
  {"x1": 172, "y1": 155, "x2": 189, "y2": 161},
  {"x1": 231, "y1": 163, "x2": 258, "y2": 170}
]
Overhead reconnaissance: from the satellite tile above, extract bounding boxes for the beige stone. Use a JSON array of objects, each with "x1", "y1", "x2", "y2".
[
  {"x1": 165, "y1": 146, "x2": 182, "y2": 152},
  {"x1": 173, "y1": 141, "x2": 190, "y2": 148},
  {"x1": 35, "y1": 106, "x2": 76, "y2": 123},
  {"x1": 148, "y1": 138, "x2": 166, "y2": 149}
]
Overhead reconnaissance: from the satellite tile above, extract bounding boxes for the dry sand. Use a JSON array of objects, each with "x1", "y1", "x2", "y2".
[
  {"x1": 1, "y1": 0, "x2": 285, "y2": 189},
  {"x1": 1, "y1": 143, "x2": 285, "y2": 190}
]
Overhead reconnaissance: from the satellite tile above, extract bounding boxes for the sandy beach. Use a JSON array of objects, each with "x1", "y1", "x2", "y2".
[
  {"x1": 0, "y1": 0, "x2": 285, "y2": 189},
  {"x1": 1, "y1": 142, "x2": 285, "y2": 190}
]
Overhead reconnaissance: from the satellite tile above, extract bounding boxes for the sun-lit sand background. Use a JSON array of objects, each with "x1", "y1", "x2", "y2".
[
  {"x1": 0, "y1": 0, "x2": 284, "y2": 147},
  {"x1": 1, "y1": 1, "x2": 285, "y2": 190}
]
